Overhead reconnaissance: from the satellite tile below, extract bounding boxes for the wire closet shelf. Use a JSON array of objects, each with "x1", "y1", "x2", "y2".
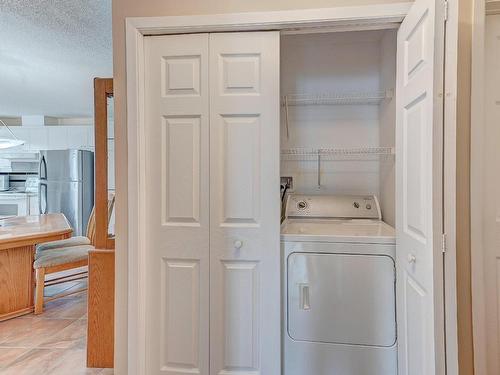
[
  {"x1": 281, "y1": 147, "x2": 395, "y2": 161},
  {"x1": 282, "y1": 90, "x2": 393, "y2": 106},
  {"x1": 281, "y1": 89, "x2": 394, "y2": 139}
]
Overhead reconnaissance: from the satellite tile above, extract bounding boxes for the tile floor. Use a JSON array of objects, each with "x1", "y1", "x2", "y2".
[{"x1": 0, "y1": 273, "x2": 113, "y2": 374}]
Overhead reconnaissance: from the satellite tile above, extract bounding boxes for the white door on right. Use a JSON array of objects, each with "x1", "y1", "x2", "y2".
[{"x1": 396, "y1": 0, "x2": 446, "y2": 374}]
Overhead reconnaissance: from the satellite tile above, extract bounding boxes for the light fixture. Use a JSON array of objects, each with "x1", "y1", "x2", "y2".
[{"x1": 0, "y1": 119, "x2": 25, "y2": 149}]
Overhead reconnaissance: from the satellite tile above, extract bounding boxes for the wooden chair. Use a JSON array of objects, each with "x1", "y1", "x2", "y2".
[{"x1": 33, "y1": 195, "x2": 115, "y2": 314}]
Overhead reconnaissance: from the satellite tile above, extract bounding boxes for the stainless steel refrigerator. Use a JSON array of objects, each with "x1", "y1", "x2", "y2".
[{"x1": 39, "y1": 150, "x2": 94, "y2": 236}]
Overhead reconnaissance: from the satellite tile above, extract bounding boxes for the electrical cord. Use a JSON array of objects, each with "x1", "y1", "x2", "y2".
[{"x1": 281, "y1": 184, "x2": 288, "y2": 202}]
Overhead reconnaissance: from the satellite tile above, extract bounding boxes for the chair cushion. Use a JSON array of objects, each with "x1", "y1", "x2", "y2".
[
  {"x1": 35, "y1": 236, "x2": 91, "y2": 253},
  {"x1": 33, "y1": 245, "x2": 94, "y2": 269}
]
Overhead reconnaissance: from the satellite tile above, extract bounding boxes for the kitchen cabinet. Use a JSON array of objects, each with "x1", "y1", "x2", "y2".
[
  {"x1": 5, "y1": 126, "x2": 95, "y2": 153},
  {"x1": 0, "y1": 193, "x2": 38, "y2": 218}
]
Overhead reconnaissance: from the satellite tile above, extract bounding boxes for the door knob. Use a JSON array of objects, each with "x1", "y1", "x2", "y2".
[
  {"x1": 234, "y1": 240, "x2": 243, "y2": 249},
  {"x1": 407, "y1": 253, "x2": 416, "y2": 264}
]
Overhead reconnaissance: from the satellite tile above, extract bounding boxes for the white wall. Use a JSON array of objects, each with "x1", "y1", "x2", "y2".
[
  {"x1": 379, "y1": 30, "x2": 397, "y2": 225},
  {"x1": 280, "y1": 31, "x2": 396, "y2": 206}
]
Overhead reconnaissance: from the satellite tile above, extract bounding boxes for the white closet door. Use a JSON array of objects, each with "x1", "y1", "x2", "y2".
[
  {"x1": 209, "y1": 32, "x2": 280, "y2": 375},
  {"x1": 144, "y1": 34, "x2": 210, "y2": 375},
  {"x1": 396, "y1": 0, "x2": 445, "y2": 374}
]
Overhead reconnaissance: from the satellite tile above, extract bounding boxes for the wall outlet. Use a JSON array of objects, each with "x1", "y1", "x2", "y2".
[{"x1": 281, "y1": 176, "x2": 294, "y2": 191}]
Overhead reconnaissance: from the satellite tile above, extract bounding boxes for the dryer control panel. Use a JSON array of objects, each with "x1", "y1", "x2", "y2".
[{"x1": 285, "y1": 194, "x2": 381, "y2": 220}]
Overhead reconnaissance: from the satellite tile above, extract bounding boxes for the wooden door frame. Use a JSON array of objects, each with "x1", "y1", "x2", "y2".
[
  {"x1": 123, "y1": 3, "x2": 459, "y2": 374},
  {"x1": 470, "y1": 0, "x2": 493, "y2": 374}
]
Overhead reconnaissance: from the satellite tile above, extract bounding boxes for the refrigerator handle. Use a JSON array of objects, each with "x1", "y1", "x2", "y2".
[
  {"x1": 39, "y1": 155, "x2": 47, "y2": 180},
  {"x1": 39, "y1": 182, "x2": 47, "y2": 214}
]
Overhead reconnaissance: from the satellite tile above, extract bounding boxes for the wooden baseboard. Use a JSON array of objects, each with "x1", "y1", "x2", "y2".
[{"x1": 0, "y1": 307, "x2": 34, "y2": 322}]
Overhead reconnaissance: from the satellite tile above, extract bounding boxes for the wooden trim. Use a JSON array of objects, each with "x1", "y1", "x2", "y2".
[
  {"x1": 45, "y1": 259, "x2": 88, "y2": 275},
  {"x1": 471, "y1": 0, "x2": 488, "y2": 374},
  {"x1": 0, "y1": 230, "x2": 72, "y2": 251},
  {"x1": 125, "y1": 3, "x2": 412, "y2": 35},
  {"x1": 0, "y1": 307, "x2": 34, "y2": 322},
  {"x1": 94, "y1": 78, "x2": 114, "y2": 250}
]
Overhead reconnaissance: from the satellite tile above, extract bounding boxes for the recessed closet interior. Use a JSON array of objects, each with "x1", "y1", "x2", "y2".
[{"x1": 280, "y1": 29, "x2": 397, "y2": 225}]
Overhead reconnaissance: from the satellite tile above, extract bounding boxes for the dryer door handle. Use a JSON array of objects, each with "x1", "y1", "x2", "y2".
[{"x1": 299, "y1": 284, "x2": 311, "y2": 310}]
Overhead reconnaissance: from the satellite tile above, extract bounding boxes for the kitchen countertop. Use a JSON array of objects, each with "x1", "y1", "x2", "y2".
[
  {"x1": 0, "y1": 213, "x2": 72, "y2": 250},
  {"x1": 0, "y1": 190, "x2": 38, "y2": 196}
]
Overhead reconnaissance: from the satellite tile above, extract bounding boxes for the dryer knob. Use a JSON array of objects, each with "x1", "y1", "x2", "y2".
[
  {"x1": 297, "y1": 201, "x2": 308, "y2": 210},
  {"x1": 234, "y1": 240, "x2": 243, "y2": 249}
]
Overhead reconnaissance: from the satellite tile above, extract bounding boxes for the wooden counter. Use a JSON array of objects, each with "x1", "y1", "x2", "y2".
[{"x1": 0, "y1": 214, "x2": 72, "y2": 320}]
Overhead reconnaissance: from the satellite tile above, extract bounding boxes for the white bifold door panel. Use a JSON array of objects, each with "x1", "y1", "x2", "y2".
[
  {"x1": 396, "y1": 0, "x2": 445, "y2": 374},
  {"x1": 144, "y1": 31, "x2": 280, "y2": 375},
  {"x1": 144, "y1": 34, "x2": 210, "y2": 375},
  {"x1": 209, "y1": 32, "x2": 281, "y2": 375}
]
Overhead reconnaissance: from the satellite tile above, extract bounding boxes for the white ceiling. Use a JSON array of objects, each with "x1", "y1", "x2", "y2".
[{"x1": 0, "y1": 0, "x2": 112, "y2": 118}]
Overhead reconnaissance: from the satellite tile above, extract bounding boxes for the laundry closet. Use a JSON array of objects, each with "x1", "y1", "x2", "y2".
[
  {"x1": 279, "y1": 29, "x2": 399, "y2": 375},
  {"x1": 280, "y1": 30, "x2": 397, "y2": 223},
  {"x1": 138, "y1": 1, "x2": 446, "y2": 375}
]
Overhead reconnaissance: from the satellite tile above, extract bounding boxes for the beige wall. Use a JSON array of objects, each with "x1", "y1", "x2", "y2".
[{"x1": 111, "y1": 0, "x2": 408, "y2": 373}]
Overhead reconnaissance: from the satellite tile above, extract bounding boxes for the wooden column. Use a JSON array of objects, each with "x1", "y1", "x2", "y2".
[
  {"x1": 87, "y1": 78, "x2": 115, "y2": 368},
  {"x1": 87, "y1": 249, "x2": 115, "y2": 368},
  {"x1": 93, "y1": 78, "x2": 114, "y2": 250}
]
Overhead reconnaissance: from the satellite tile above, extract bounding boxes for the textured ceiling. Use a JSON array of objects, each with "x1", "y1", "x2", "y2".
[{"x1": 0, "y1": 0, "x2": 112, "y2": 117}]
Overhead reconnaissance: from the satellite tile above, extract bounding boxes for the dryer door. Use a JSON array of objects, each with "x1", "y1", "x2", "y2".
[{"x1": 287, "y1": 252, "x2": 396, "y2": 347}]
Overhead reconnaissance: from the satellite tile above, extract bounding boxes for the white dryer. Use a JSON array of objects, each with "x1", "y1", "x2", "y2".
[{"x1": 282, "y1": 194, "x2": 397, "y2": 375}]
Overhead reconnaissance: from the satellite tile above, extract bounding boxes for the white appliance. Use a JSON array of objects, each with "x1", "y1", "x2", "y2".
[
  {"x1": 282, "y1": 194, "x2": 397, "y2": 375},
  {"x1": 0, "y1": 192, "x2": 38, "y2": 218},
  {"x1": 0, "y1": 174, "x2": 9, "y2": 191}
]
